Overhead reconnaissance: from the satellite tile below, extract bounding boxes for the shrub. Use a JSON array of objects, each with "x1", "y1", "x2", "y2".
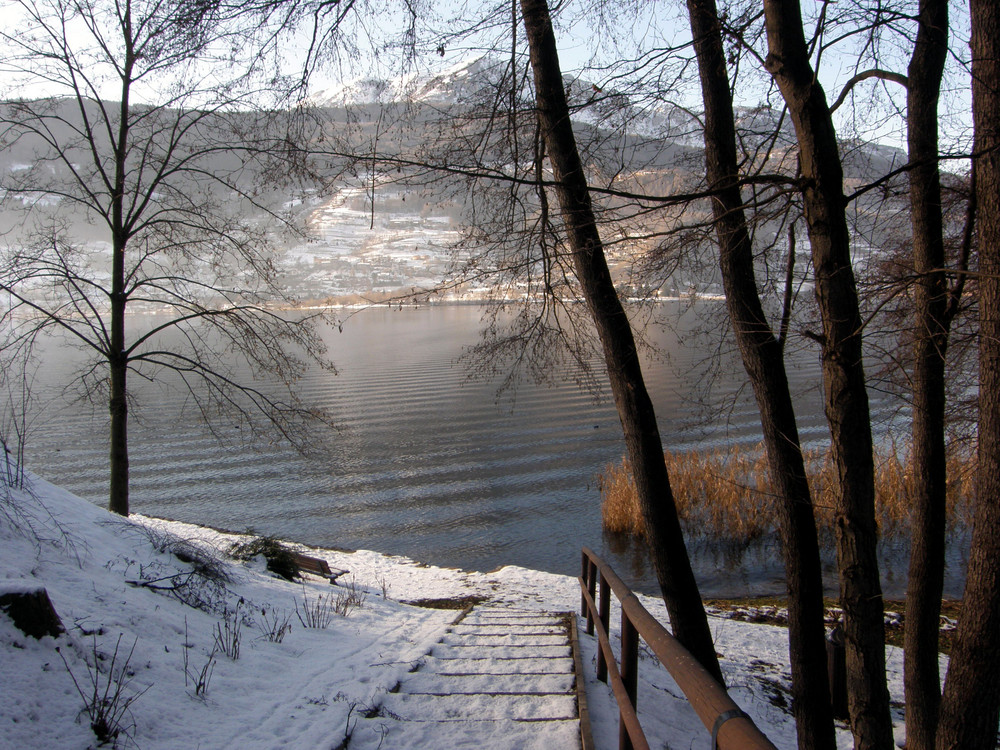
[
  {"x1": 134, "y1": 526, "x2": 231, "y2": 582},
  {"x1": 213, "y1": 598, "x2": 245, "y2": 660},
  {"x1": 296, "y1": 591, "x2": 336, "y2": 629},
  {"x1": 228, "y1": 534, "x2": 299, "y2": 581},
  {"x1": 57, "y1": 634, "x2": 148, "y2": 747},
  {"x1": 332, "y1": 578, "x2": 367, "y2": 617},
  {"x1": 182, "y1": 618, "x2": 215, "y2": 698},
  {"x1": 295, "y1": 579, "x2": 367, "y2": 628},
  {"x1": 255, "y1": 606, "x2": 292, "y2": 644}
]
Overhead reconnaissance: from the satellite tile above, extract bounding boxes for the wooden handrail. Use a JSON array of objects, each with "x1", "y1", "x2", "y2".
[{"x1": 580, "y1": 547, "x2": 777, "y2": 750}]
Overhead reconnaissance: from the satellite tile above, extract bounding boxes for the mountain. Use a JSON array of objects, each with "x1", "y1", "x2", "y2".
[
  {"x1": 307, "y1": 56, "x2": 906, "y2": 176},
  {"x1": 309, "y1": 57, "x2": 510, "y2": 108},
  {"x1": 1, "y1": 67, "x2": 913, "y2": 304}
]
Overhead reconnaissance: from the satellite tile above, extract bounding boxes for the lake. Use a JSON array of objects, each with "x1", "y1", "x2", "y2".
[{"x1": 20, "y1": 302, "x2": 965, "y2": 598}]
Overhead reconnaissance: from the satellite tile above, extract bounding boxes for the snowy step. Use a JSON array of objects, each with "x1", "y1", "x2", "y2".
[
  {"x1": 349, "y1": 607, "x2": 583, "y2": 750},
  {"x1": 400, "y1": 671, "x2": 575, "y2": 695},
  {"x1": 431, "y1": 642, "x2": 571, "y2": 659},
  {"x1": 462, "y1": 613, "x2": 565, "y2": 624},
  {"x1": 461, "y1": 614, "x2": 565, "y2": 625},
  {"x1": 450, "y1": 623, "x2": 566, "y2": 635},
  {"x1": 379, "y1": 691, "x2": 578, "y2": 721},
  {"x1": 441, "y1": 632, "x2": 568, "y2": 647},
  {"x1": 347, "y1": 717, "x2": 582, "y2": 750},
  {"x1": 426, "y1": 655, "x2": 574, "y2": 674}
]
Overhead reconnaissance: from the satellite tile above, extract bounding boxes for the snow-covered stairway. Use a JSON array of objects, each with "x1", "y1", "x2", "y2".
[{"x1": 347, "y1": 607, "x2": 589, "y2": 749}]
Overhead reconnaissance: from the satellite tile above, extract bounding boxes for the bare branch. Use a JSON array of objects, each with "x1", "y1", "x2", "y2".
[{"x1": 828, "y1": 68, "x2": 909, "y2": 114}]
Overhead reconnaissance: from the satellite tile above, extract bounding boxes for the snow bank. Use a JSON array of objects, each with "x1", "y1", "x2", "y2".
[{"x1": 0, "y1": 473, "x2": 905, "y2": 748}]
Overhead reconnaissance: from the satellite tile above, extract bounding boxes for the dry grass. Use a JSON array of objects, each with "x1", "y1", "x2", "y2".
[{"x1": 599, "y1": 443, "x2": 976, "y2": 546}]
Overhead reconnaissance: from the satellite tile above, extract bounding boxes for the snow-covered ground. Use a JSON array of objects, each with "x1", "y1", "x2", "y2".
[
  {"x1": 0, "y1": 472, "x2": 907, "y2": 749},
  {"x1": 283, "y1": 183, "x2": 465, "y2": 301}
]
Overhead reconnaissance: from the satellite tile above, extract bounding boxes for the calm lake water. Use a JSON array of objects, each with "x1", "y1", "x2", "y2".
[{"x1": 21, "y1": 302, "x2": 966, "y2": 598}]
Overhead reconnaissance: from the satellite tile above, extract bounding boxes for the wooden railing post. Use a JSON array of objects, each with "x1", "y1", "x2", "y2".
[
  {"x1": 597, "y1": 572, "x2": 611, "y2": 682},
  {"x1": 619, "y1": 611, "x2": 639, "y2": 750},
  {"x1": 578, "y1": 546, "x2": 776, "y2": 750},
  {"x1": 586, "y1": 558, "x2": 597, "y2": 636}
]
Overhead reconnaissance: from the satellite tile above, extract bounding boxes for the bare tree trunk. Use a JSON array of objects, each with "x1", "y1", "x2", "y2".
[
  {"x1": 108, "y1": 347, "x2": 129, "y2": 516},
  {"x1": 904, "y1": 0, "x2": 950, "y2": 746},
  {"x1": 108, "y1": 186, "x2": 129, "y2": 518},
  {"x1": 761, "y1": 1, "x2": 892, "y2": 746},
  {"x1": 108, "y1": 49, "x2": 132, "y2": 517},
  {"x1": 936, "y1": 0, "x2": 1000, "y2": 745},
  {"x1": 685, "y1": 0, "x2": 835, "y2": 745},
  {"x1": 519, "y1": 0, "x2": 722, "y2": 682}
]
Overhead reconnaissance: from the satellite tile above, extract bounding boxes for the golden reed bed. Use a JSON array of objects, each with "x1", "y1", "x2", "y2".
[{"x1": 599, "y1": 444, "x2": 976, "y2": 546}]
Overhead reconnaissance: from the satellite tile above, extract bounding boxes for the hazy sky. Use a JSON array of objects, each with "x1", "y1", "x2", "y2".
[{"x1": 1, "y1": 0, "x2": 974, "y2": 154}]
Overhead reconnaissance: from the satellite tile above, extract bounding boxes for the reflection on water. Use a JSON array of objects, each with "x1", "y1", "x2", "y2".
[
  {"x1": 607, "y1": 528, "x2": 970, "y2": 599},
  {"x1": 21, "y1": 302, "x2": 960, "y2": 598}
]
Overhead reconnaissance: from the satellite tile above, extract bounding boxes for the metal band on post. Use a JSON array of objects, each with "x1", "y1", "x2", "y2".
[
  {"x1": 578, "y1": 547, "x2": 776, "y2": 750},
  {"x1": 711, "y1": 709, "x2": 750, "y2": 750}
]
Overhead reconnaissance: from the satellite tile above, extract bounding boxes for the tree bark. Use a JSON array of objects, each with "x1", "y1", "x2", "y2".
[
  {"x1": 761, "y1": 0, "x2": 892, "y2": 746},
  {"x1": 903, "y1": 0, "x2": 950, "y2": 746},
  {"x1": 685, "y1": 0, "x2": 835, "y2": 745},
  {"x1": 108, "y1": 346, "x2": 129, "y2": 517},
  {"x1": 519, "y1": 0, "x2": 722, "y2": 682},
  {"x1": 0, "y1": 586, "x2": 65, "y2": 639},
  {"x1": 936, "y1": 0, "x2": 1000, "y2": 745},
  {"x1": 108, "y1": 37, "x2": 133, "y2": 518}
]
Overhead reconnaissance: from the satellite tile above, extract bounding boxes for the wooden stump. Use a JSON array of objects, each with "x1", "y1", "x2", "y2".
[
  {"x1": 827, "y1": 625, "x2": 849, "y2": 720},
  {"x1": 0, "y1": 584, "x2": 64, "y2": 639}
]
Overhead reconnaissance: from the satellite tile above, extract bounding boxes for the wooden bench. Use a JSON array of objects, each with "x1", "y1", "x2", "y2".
[{"x1": 290, "y1": 552, "x2": 348, "y2": 584}]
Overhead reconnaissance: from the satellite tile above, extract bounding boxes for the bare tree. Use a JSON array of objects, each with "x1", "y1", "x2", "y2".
[
  {"x1": 900, "y1": 0, "x2": 964, "y2": 746},
  {"x1": 935, "y1": 0, "x2": 1000, "y2": 745},
  {"x1": 760, "y1": 0, "x2": 894, "y2": 745},
  {"x1": 518, "y1": 0, "x2": 722, "y2": 681},
  {"x1": 0, "y1": 345, "x2": 34, "y2": 491},
  {"x1": 0, "y1": 0, "x2": 335, "y2": 516},
  {"x1": 684, "y1": 0, "x2": 834, "y2": 744},
  {"x1": 297, "y1": 2, "x2": 990, "y2": 743}
]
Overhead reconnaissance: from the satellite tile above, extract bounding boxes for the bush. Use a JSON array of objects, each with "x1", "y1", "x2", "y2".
[
  {"x1": 295, "y1": 579, "x2": 367, "y2": 629},
  {"x1": 213, "y1": 598, "x2": 245, "y2": 660},
  {"x1": 296, "y1": 591, "x2": 336, "y2": 629},
  {"x1": 228, "y1": 534, "x2": 299, "y2": 581},
  {"x1": 255, "y1": 606, "x2": 292, "y2": 643},
  {"x1": 57, "y1": 634, "x2": 148, "y2": 747}
]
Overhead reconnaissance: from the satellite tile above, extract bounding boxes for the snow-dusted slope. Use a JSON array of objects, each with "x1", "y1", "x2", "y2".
[
  {"x1": 2, "y1": 471, "x2": 912, "y2": 748},
  {"x1": 309, "y1": 58, "x2": 509, "y2": 108}
]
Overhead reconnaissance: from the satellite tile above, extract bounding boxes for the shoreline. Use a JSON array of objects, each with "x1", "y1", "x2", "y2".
[{"x1": 137, "y1": 509, "x2": 962, "y2": 654}]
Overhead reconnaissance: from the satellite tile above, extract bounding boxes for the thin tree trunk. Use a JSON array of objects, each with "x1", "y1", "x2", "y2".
[
  {"x1": 519, "y1": 0, "x2": 722, "y2": 682},
  {"x1": 685, "y1": 0, "x2": 835, "y2": 745},
  {"x1": 761, "y1": 0, "x2": 892, "y2": 746},
  {"x1": 108, "y1": 36, "x2": 132, "y2": 517},
  {"x1": 108, "y1": 347, "x2": 129, "y2": 516},
  {"x1": 904, "y1": 0, "x2": 950, "y2": 746},
  {"x1": 108, "y1": 195, "x2": 129, "y2": 517},
  {"x1": 936, "y1": 0, "x2": 1000, "y2": 745}
]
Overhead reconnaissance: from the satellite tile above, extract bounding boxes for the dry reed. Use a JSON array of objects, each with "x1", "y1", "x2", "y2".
[{"x1": 598, "y1": 443, "x2": 976, "y2": 546}]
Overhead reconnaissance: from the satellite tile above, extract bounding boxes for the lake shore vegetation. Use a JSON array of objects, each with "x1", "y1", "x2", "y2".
[{"x1": 599, "y1": 443, "x2": 976, "y2": 547}]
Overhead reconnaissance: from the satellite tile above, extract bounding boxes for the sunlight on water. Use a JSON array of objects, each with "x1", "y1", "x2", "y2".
[{"x1": 23, "y1": 302, "x2": 946, "y2": 597}]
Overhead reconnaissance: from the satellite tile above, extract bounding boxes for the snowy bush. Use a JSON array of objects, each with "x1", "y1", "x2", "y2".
[
  {"x1": 228, "y1": 534, "x2": 299, "y2": 581},
  {"x1": 57, "y1": 634, "x2": 148, "y2": 748}
]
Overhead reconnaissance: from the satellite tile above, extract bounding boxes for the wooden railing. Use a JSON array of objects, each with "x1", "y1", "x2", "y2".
[{"x1": 579, "y1": 547, "x2": 777, "y2": 750}]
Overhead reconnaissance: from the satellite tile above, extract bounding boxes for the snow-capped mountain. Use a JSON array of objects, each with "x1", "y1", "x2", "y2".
[
  {"x1": 1, "y1": 64, "x2": 912, "y2": 305},
  {"x1": 309, "y1": 57, "x2": 510, "y2": 108}
]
